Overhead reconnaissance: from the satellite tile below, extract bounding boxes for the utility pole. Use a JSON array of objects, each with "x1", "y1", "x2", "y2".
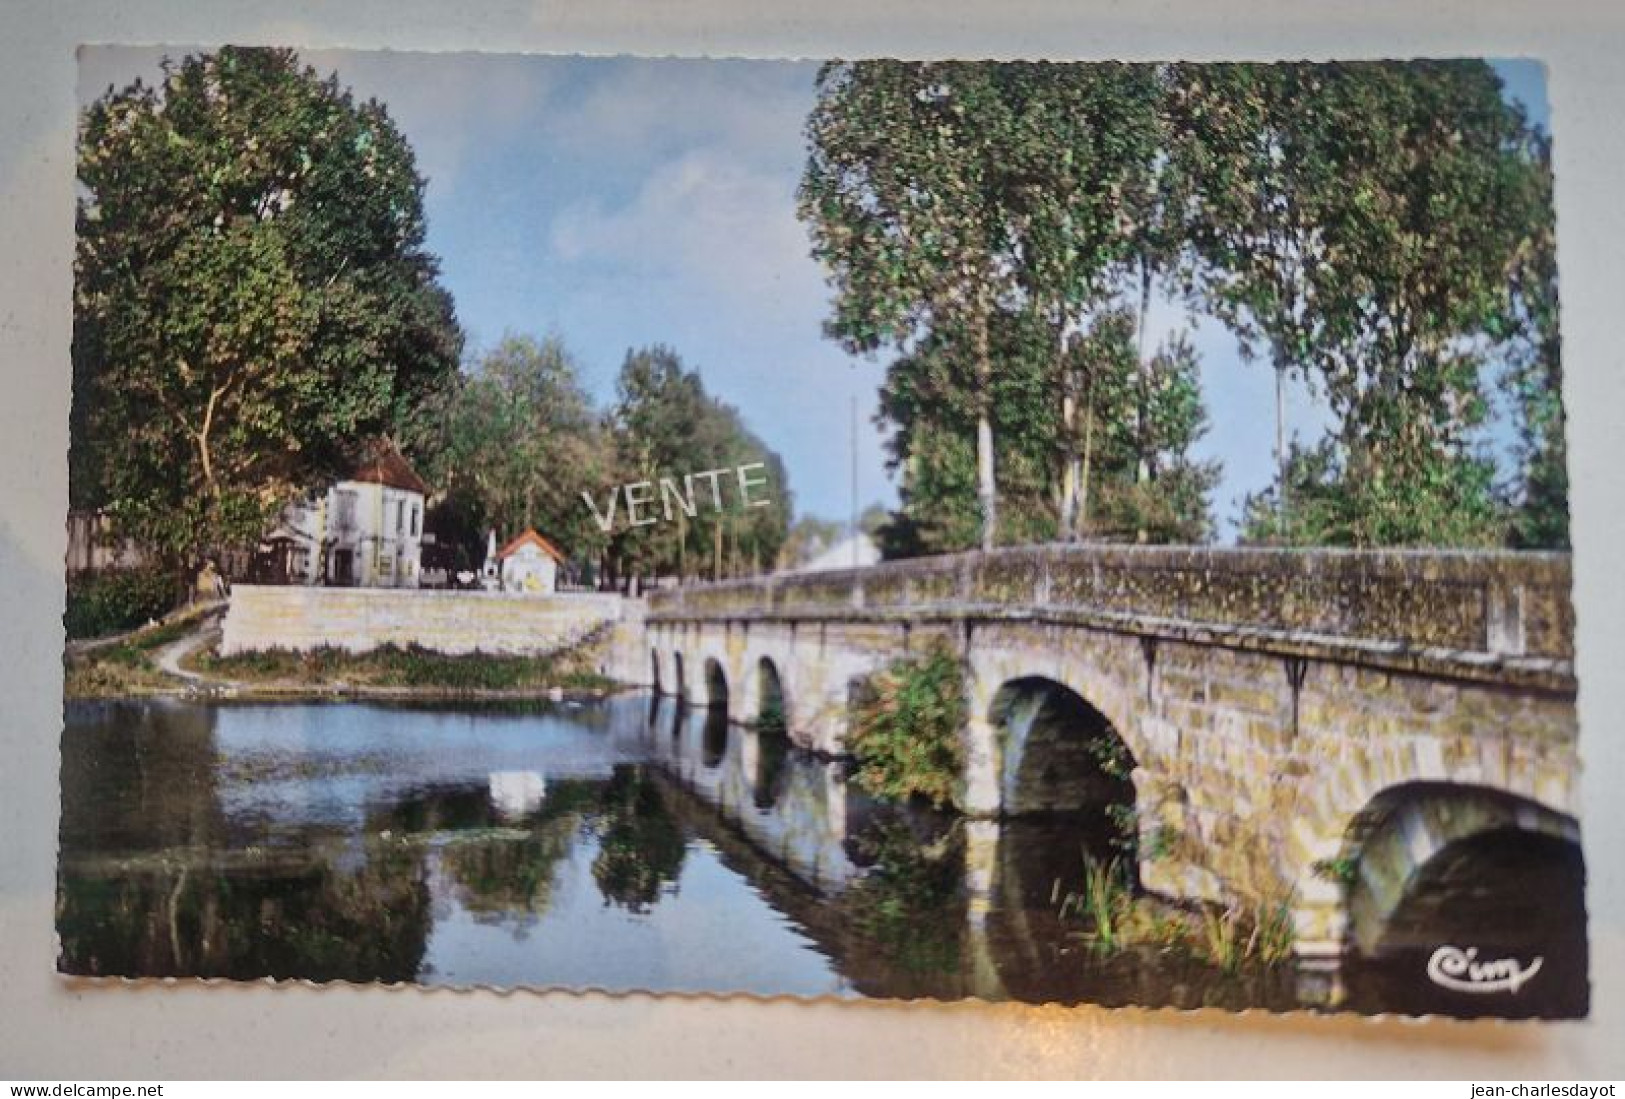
[
  {"x1": 1276, "y1": 361, "x2": 1290, "y2": 542},
  {"x1": 851, "y1": 394, "x2": 860, "y2": 569}
]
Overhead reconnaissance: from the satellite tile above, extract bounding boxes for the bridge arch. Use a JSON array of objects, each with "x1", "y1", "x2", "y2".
[
  {"x1": 671, "y1": 652, "x2": 687, "y2": 703},
  {"x1": 975, "y1": 677, "x2": 1143, "y2": 990},
  {"x1": 701, "y1": 704, "x2": 730, "y2": 768},
  {"x1": 989, "y1": 678, "x2": 1137, "y2": 821},
  {"x1": 755, "y1": 657, "x2": 788, "y2": 732},
  {"x1": 1336, "y1": 782, "x2": 1581, "y2": 957},
  {"x1": 703, "y1": 657, "x2": 730, "y2": 711},
  {"x1": 650, "y1": 648, "x2": 662, "y2": 693}
]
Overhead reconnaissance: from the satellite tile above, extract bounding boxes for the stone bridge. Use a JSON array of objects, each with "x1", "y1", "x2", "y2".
[{"x1": 629, "y1": 545, "x2": 1579, "y2": 974}]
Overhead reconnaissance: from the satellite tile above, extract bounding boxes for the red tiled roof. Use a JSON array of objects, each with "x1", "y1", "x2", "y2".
[
  {"x1": 349, "y1": 443, "x2": 430, "y2": 496},
  {"x1": 498, "y1": 528, "x2": 566, "y2": 563}
]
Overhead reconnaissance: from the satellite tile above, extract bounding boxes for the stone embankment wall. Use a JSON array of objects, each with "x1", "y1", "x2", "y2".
[{"x1": 221, "y1": 585, "x2": 626, "y2": 657}]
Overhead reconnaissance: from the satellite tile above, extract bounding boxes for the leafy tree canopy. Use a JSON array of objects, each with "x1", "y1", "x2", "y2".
[
  {"x1": 1170, "y1": 61, "x2": 1557, "y2": 547},
  {"x1": 606, "y1": 346, "x2": 792, "y2": 584},
  {"x1": 72, "y1": 47, "x2": 463, "y2": 577},
  {"x1": 408, "y1": 334, "x2": 612, "y2": 571}
]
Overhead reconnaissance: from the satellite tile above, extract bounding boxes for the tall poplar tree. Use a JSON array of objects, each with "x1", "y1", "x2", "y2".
[
  {"x1": 800, "y1": 61, "x2": 1029, "y2": 551},
  {"x1": 1171, "y1": 61, "x2": 1554, "y2": 546}
]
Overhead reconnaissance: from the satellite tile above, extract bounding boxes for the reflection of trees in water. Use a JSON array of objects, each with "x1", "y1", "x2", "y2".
[
  {"x1": 422, "y1": 781, "x2": 597, "y2": 918},
  {"x1": 591, "y1": 766, "x2": 687, "y2": 913},
  {"x1": 439, "y1": 823, "x2": 579, "y2": 917},
  {"x1": 57, "y1": 841, "x2": 431, "y2": 983},
  {"x1": 420, "y1": 766, "x2": 689, "y2": 918},
  {"x1": 840, "y1": 807, "x2": 967, "y2": 976},
  {"x1": 60, "y1": 702, "x2": 226, "y2": 855}
]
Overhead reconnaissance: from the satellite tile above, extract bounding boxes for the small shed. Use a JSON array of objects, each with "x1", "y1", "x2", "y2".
[{"x1": 497, "y1": 529, "x2": 566, "y2": 594}]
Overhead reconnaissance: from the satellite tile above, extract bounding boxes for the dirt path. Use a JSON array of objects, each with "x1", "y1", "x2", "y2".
[
  {"x1": 64, "y1": 598, "x2": 227, "y2": 658},
  {"x1": 153, "y1": 621, "x2": 228, "y2": 687}
]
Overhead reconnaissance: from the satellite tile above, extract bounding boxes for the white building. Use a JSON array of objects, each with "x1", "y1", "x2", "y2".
[
  {"x1": 253, "y1": 444, "x2": 429, "y2": 588},
  {"x1": 495, "y1": 528, "x2": 566, "y2": 594},
  {"x1": 789, "y1": 531, "x2": 881, "y2": 574}
]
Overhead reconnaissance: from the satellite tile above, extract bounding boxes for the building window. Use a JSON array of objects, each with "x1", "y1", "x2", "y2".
[
  {"x1": 333, "y1": 490, "x2": 357, "y2": 533},
  {"x1": 410, "y1": 504, "x2": 419, "y2": 537}
]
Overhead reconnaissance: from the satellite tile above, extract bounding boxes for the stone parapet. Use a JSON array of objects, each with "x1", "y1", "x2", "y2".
[{"x1": 651, "y1": 545, "x2": 1574, "y2": 662}]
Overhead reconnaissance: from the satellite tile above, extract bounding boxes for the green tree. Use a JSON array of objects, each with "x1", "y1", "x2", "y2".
[
  {"x1": 805, "y1": 62, "x2": 1217, "y2": 555},
  {"x1": 1500, "y1": 129, "x2": 1568, "y2": 550},
  {"x1": 1011, "y1": 65, "x2": 1178, "y2": 541},
  {"x1": 72, "y1": 47, "x2": 462, "y2": 585},
  {"x1": 1064, "y1": 308, "x2": 1218, "y2": 542},
  {"x1": 412, "y1": 334, "x2": 612, "y2": 570},
  {"x1": 801, "y1": 61, "x2": 1036, "y2": 551},
  {"x1": 1170, "y1": 61, "x2": 1552, "y2": 547},
  {"x1": 606, "y1": 346, "x2": 791, "y2": 585},
  {"x1": 876, "y1": 307, "x2": 1059, "y2": 554},
  {"x1": 847, "y1": 642, "x2": 968, "y2": 810},
  {"x1": 778, "y1": 515, "x2": 846, "y2": 569}
]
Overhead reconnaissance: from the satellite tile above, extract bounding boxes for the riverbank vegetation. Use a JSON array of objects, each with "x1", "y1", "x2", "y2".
[
  {"x1": 845, "y1": 644, "x2": 968, "y2": 809},
  {"x1": 1057, "y1": 856, "x2": 1295, "y2": 974},
  {"x1": 63, "y1": 567, "x2": 178, "y2": 641},
  {"x1": 64, "y1": 621, "x2": 616, "y2": 701},
  {"x1": 62, "y1": 615, "x2": 200, "y2": 698},
  {"x1": 194, "y1": 642, "x2": 615, "y2": 695}
]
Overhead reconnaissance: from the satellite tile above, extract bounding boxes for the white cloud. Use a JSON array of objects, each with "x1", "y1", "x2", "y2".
[
  {"x1": 548, "y1": 147, "x2": 825, "y2": 323},
  {"x1": 537, "y1": 58, "x2": 815, "y2": 174}
]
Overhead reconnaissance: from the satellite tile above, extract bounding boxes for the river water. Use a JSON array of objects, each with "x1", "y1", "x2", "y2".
[{"x1": 57, "y1": 696, "x2": 1584, "y2": 1016}]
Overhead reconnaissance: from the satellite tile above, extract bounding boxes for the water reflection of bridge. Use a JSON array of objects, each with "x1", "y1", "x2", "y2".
[
  {"x1": 637, "y1": 545, "x2": 1585, "y2": 1009},
  {"x1": 640, "y1": 693, "x2": 1585, "y2": 1016},
  {"x1": 55, "y1": 697, "x2": 1585, "y2": 1014}
]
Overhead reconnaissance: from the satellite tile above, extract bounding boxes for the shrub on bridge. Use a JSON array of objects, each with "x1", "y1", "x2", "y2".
[{"x1": 847, "y1": 643, "x2": 967, "y2": 810}]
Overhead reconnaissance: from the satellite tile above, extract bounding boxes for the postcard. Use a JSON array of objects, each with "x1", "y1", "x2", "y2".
[{"x1": 59, "y1": 48, "x2": 1583, "y2": 1018}]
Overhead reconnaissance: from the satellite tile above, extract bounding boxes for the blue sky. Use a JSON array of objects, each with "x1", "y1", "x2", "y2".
[{"x1": 78, "y1": 51, "x2": 1551, "y2": 539}]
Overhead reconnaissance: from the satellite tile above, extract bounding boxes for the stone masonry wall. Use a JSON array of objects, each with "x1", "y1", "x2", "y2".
[
  {"x1": 644, "y1": 555, "x2": 1579, "y2": 967},
  {"x1": 652, "y1": 545, "x2": 1575, "y2": 660},
  {"x1": 222, "y1": 584, "x2": 626, "y2": 656}
]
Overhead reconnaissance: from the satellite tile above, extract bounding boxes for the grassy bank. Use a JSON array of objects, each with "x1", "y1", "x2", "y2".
[
  {"x1": 64, "y1": 614, "x2": 618, "y2": 701},
  {"x1": 191, "y1": 641, "x2": 615, "y2": 696},
  {"x1": 62, "y1": 616, "x2": 201, "y2": 698}
]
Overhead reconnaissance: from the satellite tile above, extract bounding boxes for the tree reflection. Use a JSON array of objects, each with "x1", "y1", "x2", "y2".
[
  {"x1": 841, "y1": 808, "x2": 968, "y2": 975},
  {"x1": 439, "y1": 823, "x2": 579, "y2": 917},
  {"x1": 57, "y1": 840, "x2": 431, "y2": 983},
  {"x1": 752, "y1": 729, "x2": 791, "y2": 810},
  {"x1": 430, "y1": 781, "x2": 597, "y2": 918},
  {"x1": 591, "y1": 766, "x2": 687, "y2": 913}
]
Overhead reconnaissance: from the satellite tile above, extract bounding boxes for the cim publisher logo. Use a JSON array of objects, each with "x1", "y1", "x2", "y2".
[{"x1": 1426, "y1": 945, "x2": 1544, "y2": 994}]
